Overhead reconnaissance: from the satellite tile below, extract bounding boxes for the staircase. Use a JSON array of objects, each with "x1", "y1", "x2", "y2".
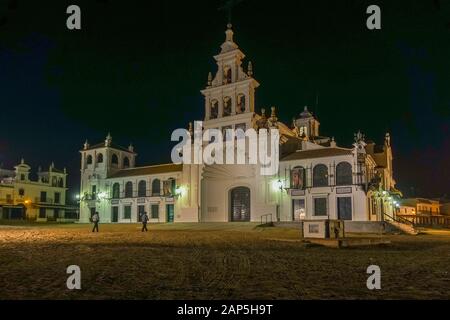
[{"x1": 384, "y1": 213, "x2": 419, "y2": 235}]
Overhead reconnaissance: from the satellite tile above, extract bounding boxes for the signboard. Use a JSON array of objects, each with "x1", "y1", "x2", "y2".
[
  {"x1": 336, "y1": 187, "x2": 352, "y2": 194},
  {"x1": 290, "y1": 189, "x2": 305, "y2": 196}
]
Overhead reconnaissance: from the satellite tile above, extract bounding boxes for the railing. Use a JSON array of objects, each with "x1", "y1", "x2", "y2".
[
  {"x1": 34, "y1": 197, "x2": 54, "y2": 204},
  {"x1": 260, "y1": 214, "x2": 273, "y2": 225},
  {"x1": 112, "y1": 191, "x2": 170, "y2": 199},
  {"x1": 384, "y1": 212, "x2": 415, "y2": 226},
  {"x1": 0, "y1": 198, "x2": 14, "y2": 204},
  {"x1": 398, "y1": 215, "x2": 450, "y2": 227}
]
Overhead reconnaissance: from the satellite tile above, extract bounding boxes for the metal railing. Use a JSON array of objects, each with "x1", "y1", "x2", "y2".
[
  {"x1": 384, "y1": 212, "x2": 415, "y2": 226},
  {"x1": 398, "y1": 215, "x2": 450, "y2": 227},
  {"x1": 34, "y1": 197, "x2": 54, "y2": 204}
]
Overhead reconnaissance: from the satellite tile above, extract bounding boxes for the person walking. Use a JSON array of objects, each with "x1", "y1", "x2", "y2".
[
  {"x1": 92, "y1": 211, "x2": 100, "y2": 233},
  {"x1": 141, "y1": 211, "x2": 149, "y2": 232}
]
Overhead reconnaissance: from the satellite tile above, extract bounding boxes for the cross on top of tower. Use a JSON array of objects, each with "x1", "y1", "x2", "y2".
[{"x1": 218, "y1": 0, "x2": 245, "y2": 25}]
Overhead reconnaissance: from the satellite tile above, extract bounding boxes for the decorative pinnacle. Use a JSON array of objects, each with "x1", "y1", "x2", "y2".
[
  {"x1": 271, "y1": 106, "x2": 277, "y2": 119},
  {"x1": 207, "y1": 72, "x2": 212, "y2": 86},
  {"x1": 247, "y1": 61, "x2": 253, "y2": 76},
  {"x1": 225, "y1": 24, "x2": 234, "y2": 42}
]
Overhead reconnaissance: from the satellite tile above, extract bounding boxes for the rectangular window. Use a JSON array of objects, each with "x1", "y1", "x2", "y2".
[
  {"x1": 337, "y1": 197, "x2": 352, "y2": 220},
  {"x1": 314, "y1": 197, "x2": 327, "y2": 216},
  {"x1": 92, "y1": 185, "x2": 97, "y2": 200},
  {"x1": 54, "y1": 209, "x2": 60, "y2": 219},
  {"x1": 111, "y1": 207, "x2": 119, "y2": 222},
  {"x1": 292, "y1": 199, "x2": 306, "y2": 221},
  {"x1": 123, "y1": 205, "x2": 131, "y2": 219},
  {"x1": 90, "y1": 207, "x2": 96, "y2": 218},
  {"x1": 40, "y1": 191, "x2": 47, "y2": 203},
  {"x1": 54, "y1": 192, "x2": 61, "y2": 204},
  {"x1": 151, "y1": 205, "x2": 159, "y2": 219},
  {"x1": 222, "y1": 126, "x2": 232, "y2": 141},
  {"x1": 39, "y1": 208, "x2": 46, "y2": 218}
]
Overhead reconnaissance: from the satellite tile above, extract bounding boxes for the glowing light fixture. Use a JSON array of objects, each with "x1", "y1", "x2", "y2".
[
  {"x1": 97, "y1": 191, "x2": 107, "y2": 200},
  {"x1": 175, "y1": 186, "x2": 186, "y2": 197},
  {"x1": 272, "y1": 179, "x2": 284, "y2": 192}
]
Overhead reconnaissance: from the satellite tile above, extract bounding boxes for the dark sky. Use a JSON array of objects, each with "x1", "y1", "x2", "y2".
[{"x1": 0, "y1": 0, "x2": 449, "y2": 202}]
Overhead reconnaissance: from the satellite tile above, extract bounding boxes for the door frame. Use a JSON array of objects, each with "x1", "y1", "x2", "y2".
[
  {"x1": 111, "y1": 206, "x2": 119, "y2": 223},
  {"x1": 336, "y1": 196, "x2": 353, "y2": 220},
  {"x1": 166, "y1": 204, "x2": 174, "y2": 223},
  {"x1": 229, "y1": 186, "x2": 251, "y2": 222}
]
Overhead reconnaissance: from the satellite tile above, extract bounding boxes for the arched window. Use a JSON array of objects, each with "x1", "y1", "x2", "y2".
[
  {"x1": 112, "y1": 183, "x2": 120, "y2": 199},
  {"x1": 163, "y1": 178, "x2": 176, "y2": 196},
  {"x1": 52, "y1": 177, "x2": 57, "y2": 187},
  {"x1": 58, "y1": 178, "x2": 64, "y2": 188},
  {"x1": 224, "y1": 67, "x2": 232, "y2": 84},
  {"x1": 123, "y1": 157, "x2": 130, "y2": 168},
  {"x1": 124, "y1": 181, "x2": 133, "y2": 198},
  {"x1": 223, "y1": 97, "x2": 232, "y2": 116},
  {"x1": 138, "y1": 180, "x2": 147, "y2": 197},
  {"x1": 86, "y1": 155, "x2": 93, "y2": 165},
  {"x1": 236, "y1": 94, "x2": 246, "y2": 114},
  {"x1": 336, "y1": 162, "x2": 353, "y2": 186},
  {"x1": 152, "y1": 179, "x2": 161, "y2": 196},
  {"x1": 210, "y1": 100, "x2": 218, "y2": 119},
  {"x1": 97, "y1": 153, "x2": 103, "y2": 163},
  {"x1": 111, "y1": 154, "x2": 118, "y2": 166},
  {"x1": 313, "y1": 164, "x2": 328, "y2": 187},
  {"x1": 291, "y1": 166, "x2": 306, "y2": 189}
]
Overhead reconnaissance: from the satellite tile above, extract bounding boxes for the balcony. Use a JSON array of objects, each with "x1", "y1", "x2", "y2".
[
  {"x1": 0, "y1": 198, "x2": 14, "y2": 204},
  {"x1": 35, "y1": 197, "x2": 54, "y2": 204}
]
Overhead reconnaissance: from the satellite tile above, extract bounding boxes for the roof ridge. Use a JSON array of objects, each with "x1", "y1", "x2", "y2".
[{"x1": 118, "y1": 163, "x2": 180, "y2": 171}]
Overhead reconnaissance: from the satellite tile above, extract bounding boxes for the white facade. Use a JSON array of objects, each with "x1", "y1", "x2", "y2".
[
  {"x1": 0, "y1": 159, "x2": 69, "y2": 221},
  {"x1": 78, "y1": 25, "x2": 399, "y2": 224}
]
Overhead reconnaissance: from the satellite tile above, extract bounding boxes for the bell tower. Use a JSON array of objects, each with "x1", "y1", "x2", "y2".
[{"x1": 201, "y1": 24, "x2": 260, "y2": 132}]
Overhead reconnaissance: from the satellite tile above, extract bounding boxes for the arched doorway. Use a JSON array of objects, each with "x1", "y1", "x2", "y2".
[{"x1": 230, "y1": 187, "x2": 251, "y2": 222}]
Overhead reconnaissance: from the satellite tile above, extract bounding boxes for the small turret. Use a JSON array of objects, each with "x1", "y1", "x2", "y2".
[
  {"x1": 330, "y1": 137, "x2": 337, "y2": 148},
  {"x1": 247, "y1": 61, "x2": 253, "y2": 76},
  {"x1": 207, "y1": 72, "x2": 212, "y2": 86},
  {"x1": 268, "y1": 106, "x2": 278, "y2": 128},
  {"x1": 105, "y1": 133, "x2": 112, "y2": 147},
  {"x1": 385, "y1": 133, "x2": 391, "y2": 146}
]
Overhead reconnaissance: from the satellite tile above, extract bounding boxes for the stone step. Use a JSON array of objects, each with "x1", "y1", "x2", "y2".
[{"x1": 386, "y1": 221, "x2": 419, "y2": 235}]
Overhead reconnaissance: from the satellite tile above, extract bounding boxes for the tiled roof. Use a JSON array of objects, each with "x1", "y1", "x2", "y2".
[
  {"x1": 108, "y1": 164, "x2": 183, "y2": 178},
  {"x1": 281, "y1": 148, "x2": 353, "y2": 161}
]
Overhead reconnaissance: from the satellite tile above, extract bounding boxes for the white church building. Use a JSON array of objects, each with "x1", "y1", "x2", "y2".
[{"x1": 78, "y1": 25, "x2": 400, "y2": 226}]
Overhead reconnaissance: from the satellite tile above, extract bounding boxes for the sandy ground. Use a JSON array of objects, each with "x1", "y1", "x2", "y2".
[{"x1": 0, "y1": 222, "x2": 449, "y2": 300}]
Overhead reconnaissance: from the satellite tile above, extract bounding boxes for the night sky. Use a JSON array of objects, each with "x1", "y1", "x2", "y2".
[{"x1": 0, "y1": 0, "x2": 449, "y2": 202}]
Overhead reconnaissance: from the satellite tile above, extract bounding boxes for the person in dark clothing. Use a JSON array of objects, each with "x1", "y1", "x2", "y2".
[
  {"x1": 141, "y1": 212, "x2": 149, "y2": 232},
  {"x1": 92, "y1": 211, "x2": 100, "y2": 232}
]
